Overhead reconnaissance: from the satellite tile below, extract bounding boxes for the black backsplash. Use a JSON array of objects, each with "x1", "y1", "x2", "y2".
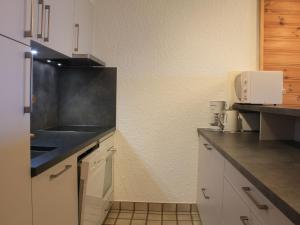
[
  {"x1": 58, "y1": 67, "x2": 117, "y2": 127},
  {"x1": 31, "y1": 61, "x2": 117, "y2": 132},
  {"x1": 31, "y1": 61, "x2": 59, "y2": 131}
]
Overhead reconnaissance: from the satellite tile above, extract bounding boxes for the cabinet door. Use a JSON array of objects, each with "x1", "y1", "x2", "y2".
[
  {"x1": 41, "y1": 0, "x2": 74, "y2": 56},
  {"x1": 197, "y1": 137, "x2": 211, "y2": 225},
  {"x1": 197, "y1": 136, "x2": 224, "y2": 225},
  {"x1": 251, "y1": 212, "x2": 264, "y2": 225},
  {"x1": 0, "y1": 36, "x2": 32, "y2": 225},
  {"x1": 207, "y1": 148, "x2": 225, "y2": 225},
  {"x1": 32, "y1": 156, "x2": 78, "y2": 225},
  {"x1": 222, "y1": 178, "x2": 251, "y2": 225},
  {"x1": 73, "y1": 0, "x2": 93, "y2": 54},
  {"x1": 0, "y1": 0, "x2": 33, "y2": 45}
]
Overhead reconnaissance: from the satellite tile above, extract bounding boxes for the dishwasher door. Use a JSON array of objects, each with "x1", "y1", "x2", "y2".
[{"x1": 79, "y1": 149, "x2": 107, "y2": 225}]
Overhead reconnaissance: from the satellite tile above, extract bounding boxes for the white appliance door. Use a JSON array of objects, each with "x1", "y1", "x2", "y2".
[
  {"x1": 80, "y1": 152, "x2": 106, "y2": 225},
  {"x1": 102, "y1": 150, "x2": 114, "y2": 216}
]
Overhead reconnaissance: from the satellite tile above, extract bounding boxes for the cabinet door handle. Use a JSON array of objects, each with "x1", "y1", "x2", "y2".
[
  {"x1": 44, "y1": 5, "x2": 51, "y2": 42},
  {"x1": 203, "y1": 143, "x2": 212, "y2": 151},
  {"x1": 242, "y1": 187, "x2": 269, "y2": 210},
  {"x1": 49, "y1": 165, "x2": 72, "y2": 180},
  {"x1": 107, "y1": 147, "x2": 117, "y2": 152},
  {"x1": 240, "y1": 216, "x2": 249, "y2": 225},
  {"x1": 201, "y1": 188, "x2": 210, "y2": 199},
  {"x1": 24, "y1": 52, "x2": 32, "y2": 114},
  {"x1": 37, "y1": 0, "x2": 45, "y2": 39},
  {"x1": 74, "y1": 24, "x2": 79, "y2": 52},
  {"x1": 78, "y1": 178, "x2": 85, "y2": 222},
  {"x1": 24, "y1": 0, "x2": 34, "y2": 37}
]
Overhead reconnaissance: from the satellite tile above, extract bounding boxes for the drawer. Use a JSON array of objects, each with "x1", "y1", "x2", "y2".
[
  {"x1": 224, "y1": 161, "x2": 293, "y2": 225},
  {"x1": 99, "y1": 135, "x2": 114, "y2": 152}
]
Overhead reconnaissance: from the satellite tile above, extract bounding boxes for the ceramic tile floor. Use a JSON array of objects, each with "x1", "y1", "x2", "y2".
[{"x1": 103, "y1": 203, "x2": 202, "y2": 225}]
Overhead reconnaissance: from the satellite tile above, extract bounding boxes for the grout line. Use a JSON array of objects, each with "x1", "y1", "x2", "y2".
[
  {"x1": 145, "y1": 203, "x2": 149, "y2": 225},
  {"x1": 175, "y1": 204, "x2": 179, "y2": 225},
  {"x1": 161, "y1": 205, "x2": 163, "y2": 225},
  {"x1": 190, "y1": 210, "x2": 194, "y2": 225},
  {"x1": 129, "y1": 206, "x2": 135, "y2": 225},
  {"x1": 113, "y1": 208, "x2": 121, "y2": 225}
]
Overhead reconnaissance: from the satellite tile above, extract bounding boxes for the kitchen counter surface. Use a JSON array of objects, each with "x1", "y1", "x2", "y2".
[
  {"x1": 31, "y1": 126, "x2": 115, "y2": 177},
  {"x1": 198, "y1": 128, "x2": 300, "y2": 225}
]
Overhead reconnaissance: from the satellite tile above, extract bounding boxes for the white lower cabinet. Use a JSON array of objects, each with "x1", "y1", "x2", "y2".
[
  {"x1": 223, "y1": 178, "x2": 251, "y2": 225},
  {"x1": 197, "y1": 134, "x2": 294, "y2": 225},
  {"x1": 197, "y1": 136, "x2": 224, "y2": 225},
  {"x1": 223, "y1": 178, "x2": 264, "y2": 225},
  {"x1": 32, "y1": 155, "x2": 78, "y2": 225}
]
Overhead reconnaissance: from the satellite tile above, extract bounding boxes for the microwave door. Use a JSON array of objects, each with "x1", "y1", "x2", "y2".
[{"x1": 234, "y1": 74, "x2": 242, "y2": 102}]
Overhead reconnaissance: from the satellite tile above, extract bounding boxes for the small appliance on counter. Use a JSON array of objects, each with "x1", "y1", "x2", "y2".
[
  {"x1": 209, "y1": 101, "x2": 239, "y2": 133},
  {"x1": 219, "y1": 110, "x2": 239, "y2": 133},
  {"x1": 232, "y1": 71, "x2": 283, "y2": 104},
  {"x1": 209, "y1": 101, "x2": 226, "y2": 131}
]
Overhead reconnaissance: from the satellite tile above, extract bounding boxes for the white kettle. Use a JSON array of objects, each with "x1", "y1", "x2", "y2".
[{"x1": 219, "y1": 110, "x2": 239, "y2": 132}]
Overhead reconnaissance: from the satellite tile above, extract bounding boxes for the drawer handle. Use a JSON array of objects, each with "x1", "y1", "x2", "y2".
[
  {"x1": 240, "y1": 216, "x2": 249, "y2": 225},
  {"x1": 201, "y1": 188, "x2": 210, "y2": 199},
  {"x1": 49, "y1": 165, "x2": 72, "y2": 180},
  {"x1": 203, "y1": 143, "x2": 212, "y2": 151},
  {"x1": 242, "y1": 187, "x2": 269, "y2": 210},
  {"x1": 107, "y1": 147, "x2": 117, "y2": 152}
]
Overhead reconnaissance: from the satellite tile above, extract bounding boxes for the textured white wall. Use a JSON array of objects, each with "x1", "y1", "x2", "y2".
[{"x1": 93, "y1": 0, "x2": 258, "y2": 203}]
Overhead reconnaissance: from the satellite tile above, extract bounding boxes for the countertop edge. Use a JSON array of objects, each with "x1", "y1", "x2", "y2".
[
  {"x1": 232, "y1": 103, "x2": 300, "y2": 117},
  {"x1": 31, "y1": 127, "x2": 116, "y2": 177},
  {"x1": 197, "y1": 128, "x2": 300, "y2": 225}
]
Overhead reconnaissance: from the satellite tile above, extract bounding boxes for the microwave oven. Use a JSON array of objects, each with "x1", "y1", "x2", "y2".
[{"x1": 234, "y1": 71, "x2": 283, "y2": 104}]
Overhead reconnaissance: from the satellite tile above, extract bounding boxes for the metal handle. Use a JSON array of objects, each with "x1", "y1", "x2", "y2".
[
  {"x1": 24, "y1": 52, "x2": 32, "y2": 114},
  {"x1": 107, "y1": 147, "x2": 117, "y2": 152},
  {"x1": 37, "y1": 0, "x2": 45, "y2": 38},
  {"x1": 74, "y1": 24, "x2": 79, "y2": 52},
  {"x1": 242, "y1": 187, "x2": 269, "y2": 210},
  {"x1": 203, "y1": 143, "x2": 212, "y2": 151},
  {"x1": 240, "y1": 216, "x2": 249, "y2": 225},
  {"x1": 24, "y1": 0, "x2": 34, "y2": 37},
  {"x1": 78, "y1": 178, "x2": 85, "y2": 222},
  {"x1": 201, "y1": 188, "x2": 210, "y2": 199},
  {"x1": 44, "y1": 5, "x2": 51, "y2": 42},
  {"x1": 49, "y1": 165, "x2": 72, "y2": 180}
]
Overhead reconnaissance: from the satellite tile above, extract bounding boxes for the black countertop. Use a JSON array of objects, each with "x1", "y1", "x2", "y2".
[
  {"x1": 31, "y1": 126, "x2": 115, "y2": 177},
  {"x1": 197, "y1": 128, "x2": 300, "y2": 225},
  {"x1": 233, "y1": 103, "x2": 300, "y2": 117}
]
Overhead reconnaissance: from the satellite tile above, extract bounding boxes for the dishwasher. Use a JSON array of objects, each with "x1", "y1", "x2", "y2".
[{"x1": 79, "y1": 135, "x2": 115, "y2": 225}]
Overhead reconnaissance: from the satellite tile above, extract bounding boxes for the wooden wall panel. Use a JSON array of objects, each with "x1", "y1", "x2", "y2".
[{"x1": 261, "y1": 0, "x2": 300, "y2": 105}]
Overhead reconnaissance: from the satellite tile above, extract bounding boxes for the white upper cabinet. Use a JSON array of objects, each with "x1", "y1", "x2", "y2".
[
  {"x1": 73, "y1": 0, "x2": 93, "y2": 54},
  {"x1": 32, "y1": 0, "x2": 74, "y2": 57},
  {"x1": 0, "y1": 0, "x2": 33, "y2": 45}
]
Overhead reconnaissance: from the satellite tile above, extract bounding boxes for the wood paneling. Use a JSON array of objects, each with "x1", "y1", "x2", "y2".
[{"x1": 261, "y1": 0, "x2": 300, "y2": 105}]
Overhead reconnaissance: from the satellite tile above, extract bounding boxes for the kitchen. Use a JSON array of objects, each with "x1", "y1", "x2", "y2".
[{"x1": 0, "y1": 0, "x2": 299, "y2": 225}]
